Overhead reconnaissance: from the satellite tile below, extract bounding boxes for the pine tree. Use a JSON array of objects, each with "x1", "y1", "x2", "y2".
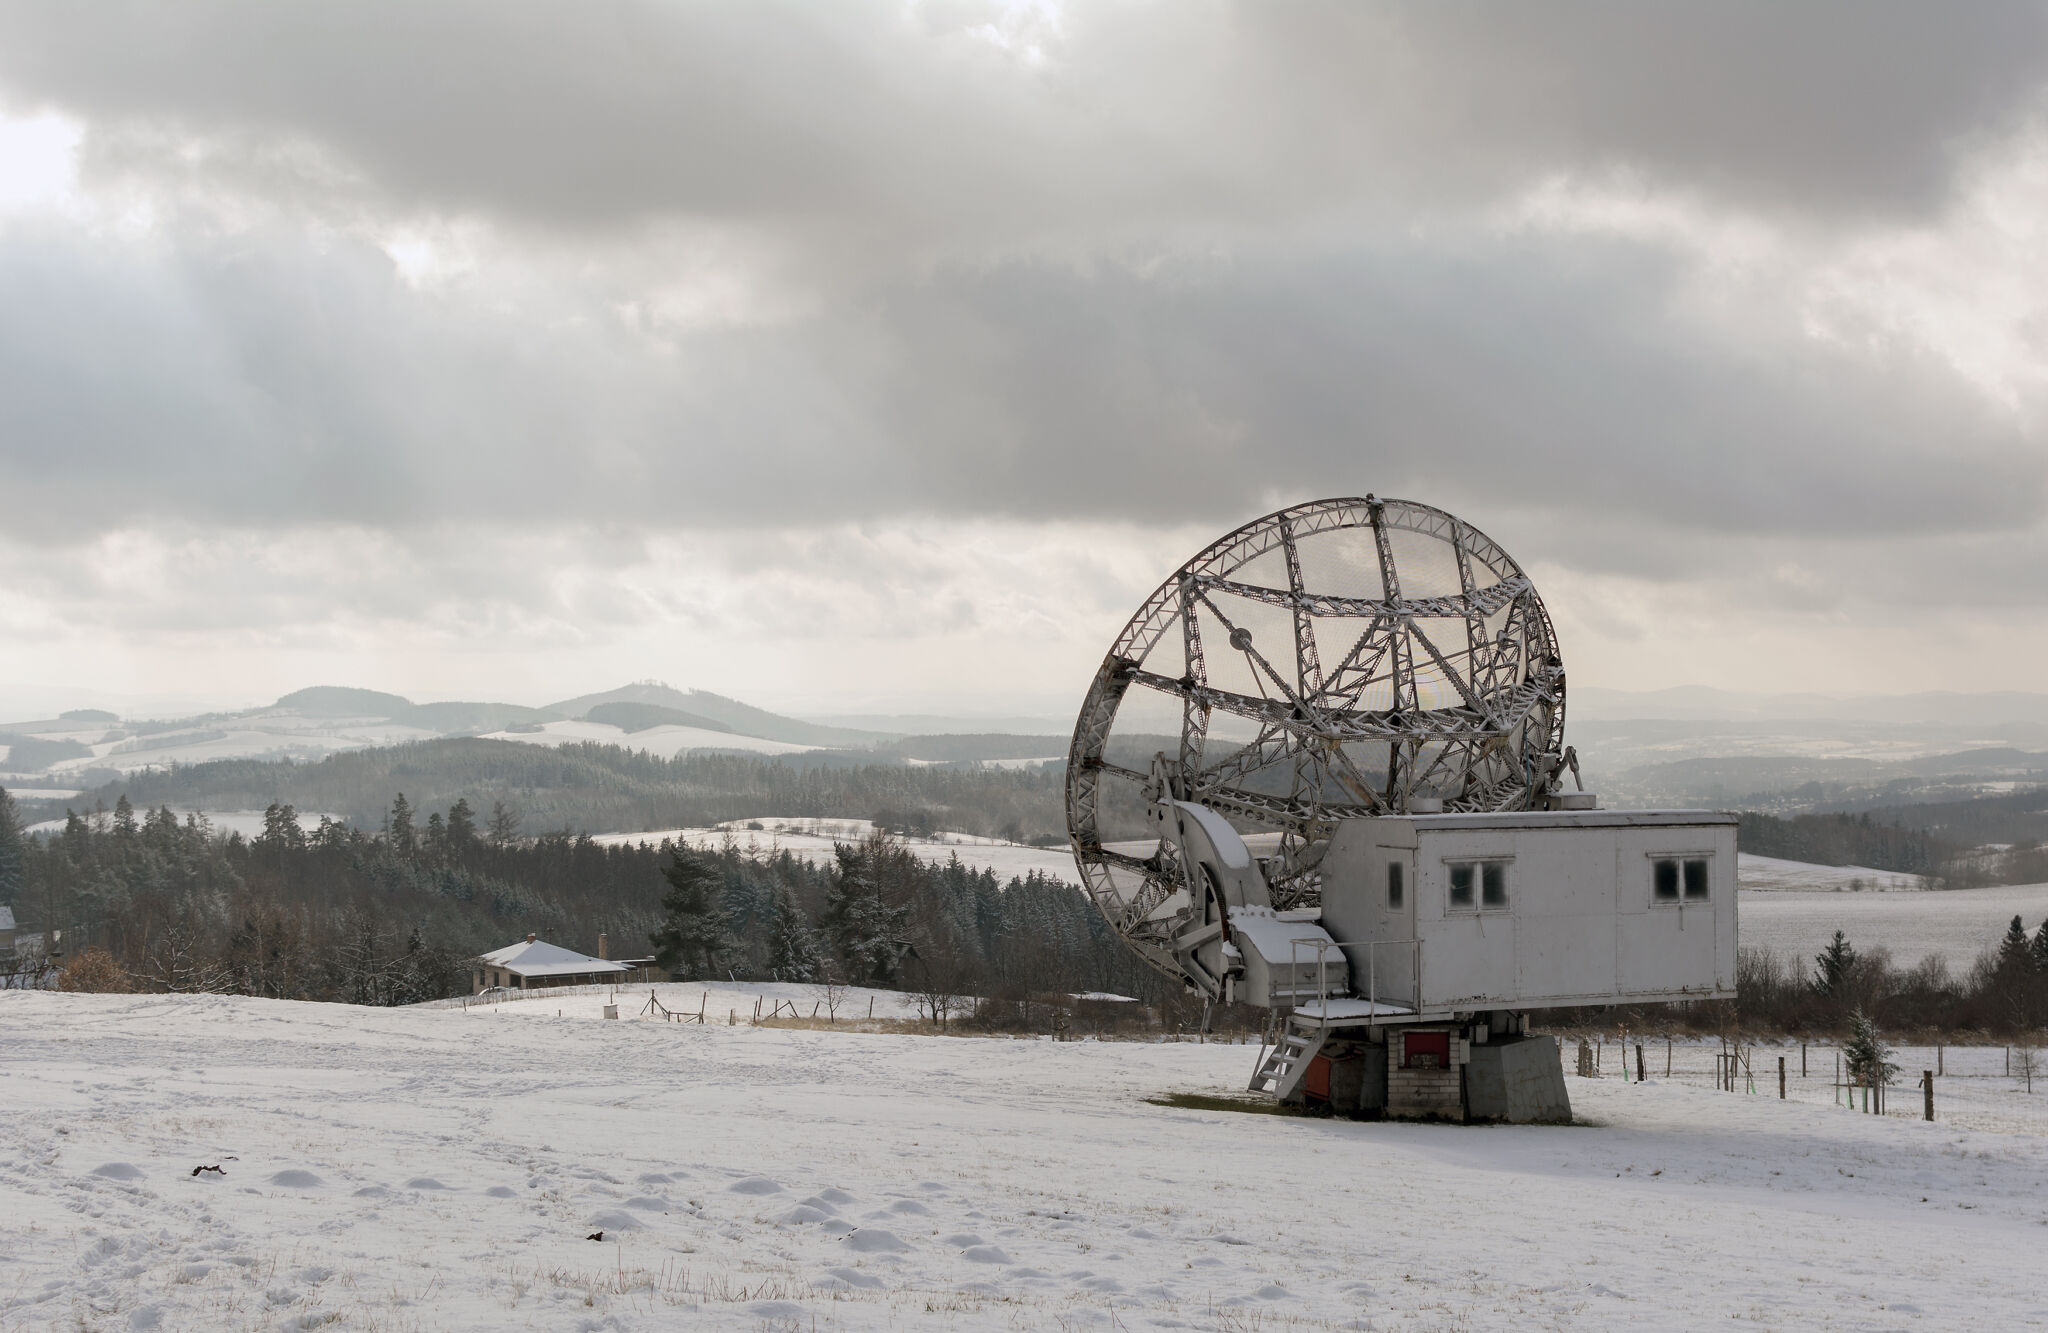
[
  {"x1": 2000, "y1": 914, "x2": 2033, "y2": 972},
  {"x1": 1842, "y1": 1009, "x2": 1899, "y2": 1089},
  {"x1": 0, "y1": 786, "x2": 24, "y2": 909},
  {"x1": 649, "y1": 848, "x2": 732, "y2": 980},
  {"x1": 446, "y1": 799, "x2": 479, "y2": 855},
  {"x1": 388, "y1": 794, "x2": 417, "y2": 858},
  {"x1": 823, "y1": 843, "x2": 910, "y2": 986},
  {"x1": 2031, "y1": 918, "x2": 2048, "y2": 974},
  {"x1": 486, "y1": 801, "x2": 521, "y2": 848},
  {"x1": 1812, "y1": 930, "x2": 1857, "y2": 996},
  {"x1": 766, "y1": 887, "x2": 824, "y2": 982}
]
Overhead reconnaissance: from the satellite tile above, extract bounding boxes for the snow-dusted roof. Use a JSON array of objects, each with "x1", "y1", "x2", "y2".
[
  {"x1": 0, "y1": 905, "x2": 15, "y2": 932},
  {"x1": 478, "y1": 937, "x2": 630, "y2": 979}
]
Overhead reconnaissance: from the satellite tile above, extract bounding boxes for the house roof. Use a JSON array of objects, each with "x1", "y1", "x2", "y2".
[
  {"x1": 0, "y1": 905, "x2": 14, "y2": 932},
  {"x1": 478, "y1": 937, "x2": 630, "y2": 979}
]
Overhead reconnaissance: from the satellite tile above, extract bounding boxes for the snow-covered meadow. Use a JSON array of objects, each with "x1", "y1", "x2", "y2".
[
  {"x1": 5, "y1": 986, "x2": 2047, "y2": 1332},
  {"x1": 1738, "y1": 880, "x2": 2048, "y2": 972},
  {"x1": 589, "y1": 817, "x2": 1080, "y2": 885}
]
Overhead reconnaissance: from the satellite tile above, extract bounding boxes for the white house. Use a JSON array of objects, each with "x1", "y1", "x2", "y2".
[
  {"x1": 473, "y1": 934, "x2": 631, "y2": 993},
  {"x1": 0, "y1": 905, "x2": 15, "y2": 957}
]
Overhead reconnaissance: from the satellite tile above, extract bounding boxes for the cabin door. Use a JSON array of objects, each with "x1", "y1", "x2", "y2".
[{"x1": 1367, "y1": 852, "x2": 1418, "y2": 1009}]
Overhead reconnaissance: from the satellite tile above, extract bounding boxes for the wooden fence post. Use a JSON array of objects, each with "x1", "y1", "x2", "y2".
[
  {"x1": 1637, "y1": 1043, "x2": 1646, "y2": 1084},
  {"x1": 1923, "y1": 1070, "x2": 1934, "y2": 1122},
  {"x1": 1801, "y1": 1042, "x2": 1806, "y2": 1078},
  {"x1": 1779, "y1": 1056, "x2": 1786, "y2": 1099},
  {"x1": 1666, "y1": 1037, "x2": 1672, "y2": 1078},
  {"x1": 1937, "y1": 1044, "x2": 1943, "y2": 1077}
]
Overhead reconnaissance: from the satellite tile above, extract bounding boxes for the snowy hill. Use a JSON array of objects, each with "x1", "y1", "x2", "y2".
[{"x1": 0, "y1": 682, "x2": 893, "y2": 793}]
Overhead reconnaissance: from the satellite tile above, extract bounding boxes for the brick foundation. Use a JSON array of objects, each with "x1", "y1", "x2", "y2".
[{"x1": 1387, "y1": 1029, "x2": 1466, "y2": 1121}]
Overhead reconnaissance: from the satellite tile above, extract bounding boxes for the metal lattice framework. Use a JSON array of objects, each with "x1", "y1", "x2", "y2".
[{"x1": 1064, "y1": 497, "x2": 1569, "y2": 979}]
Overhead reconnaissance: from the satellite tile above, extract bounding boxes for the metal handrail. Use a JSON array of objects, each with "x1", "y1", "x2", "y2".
[{"x1": 1285, "y1": 935, "x2": 1422, "y2": 1017}]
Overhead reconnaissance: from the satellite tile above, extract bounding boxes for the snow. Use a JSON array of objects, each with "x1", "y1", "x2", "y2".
[
  {"x1": 480, "y1": 938, "x2": 631, "y2": 980},
  {"x1": 590, "y1": 818, "x2": 1081, "y2": 884},
  {"x1": 42, "y1": 720, "x2": 439, "y2": 778},
  {"x1": 480, "y1": 719, "x2": 818, "y2": 758},
  {"x1": 23, "y1": 808, "x2": 339, "y2": 839},
  {"x1": 1740, "y1": 880, "x2": 2048, "y2": 970},
  {"x1": 1739, "y1": 852, "x2": 1925, "y2": 892},
  {"x1": 6, "y1": 987, "x2": 2048, "y2": 1331}
]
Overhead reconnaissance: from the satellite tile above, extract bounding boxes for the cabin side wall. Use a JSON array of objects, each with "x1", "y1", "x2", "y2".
[
  {"x1": 1321, "y1": 815, "x2": 1737, "y2": 1014},
  {"x1": 1410, "y1": 821, "x2": 1736, "y2": 1011}
]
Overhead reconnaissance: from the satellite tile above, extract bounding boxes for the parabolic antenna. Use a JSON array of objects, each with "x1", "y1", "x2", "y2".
[{"x1": 1064, "y1": 496, "x2": 1573, "y2": 982}]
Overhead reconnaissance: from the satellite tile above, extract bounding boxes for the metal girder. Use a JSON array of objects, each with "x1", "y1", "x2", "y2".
[
  {"x1": 1188, "y1": 572, "x2": 1532, "y2": 621},
  {"x1": 1064, "y1": 496, "x2": 1569, "y2": 982}
]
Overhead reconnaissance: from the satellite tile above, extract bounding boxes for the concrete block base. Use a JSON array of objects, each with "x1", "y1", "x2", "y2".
[{"x1": 1465, "y1": 1034, "x2": 1573, "y2": 1124}]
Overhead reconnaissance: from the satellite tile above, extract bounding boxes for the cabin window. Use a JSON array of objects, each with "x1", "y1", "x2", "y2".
[
  {"x1": 1387, "y1": 861, "x2": 1405, "y2": 910},
  {"x1": 1446, "y1": 859, "x2": 1510, "y2": 912},
  {"x1": 1652, "y1": 856, "x2": 1712, "y2": 904}
]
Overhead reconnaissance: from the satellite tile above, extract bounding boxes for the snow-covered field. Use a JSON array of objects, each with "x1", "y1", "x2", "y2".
[
  {"x1": 6, "y1": 987, "x2": 2048, "y2": 1332},
  {"x1": 23, "y1": 809, "x2": 338, "y2": 840},
  {"x1": 480, "y1": 719, "x2": 818, "y2": 759},
  {"x1": 590, "y1": 818, "x2": 1080, "y2": 884},
  {"x1": 1738, "y1": 853, "x2": 1924, "y2": 893},
  {"x1": 1739, "y1": 881, "x2": 2048, "y2": 970}
]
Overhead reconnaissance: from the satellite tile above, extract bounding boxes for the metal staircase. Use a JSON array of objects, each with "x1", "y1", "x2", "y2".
[{"x1": 1248, "y1": 1014, "x2": 1331, "y2": 1102}]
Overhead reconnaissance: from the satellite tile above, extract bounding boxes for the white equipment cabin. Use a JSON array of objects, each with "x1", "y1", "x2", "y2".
[{"x1": 1153, "y1": 795, "x2": 1736, "y2": 1121}]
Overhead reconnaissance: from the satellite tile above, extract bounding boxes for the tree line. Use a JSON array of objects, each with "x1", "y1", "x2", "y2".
[
  {"x1": 0, "y1": 786, "x2": 1160, "y2": 1007},
  {"x1": 52, "y1": 740, "x2": 1074, "y2": 845}
]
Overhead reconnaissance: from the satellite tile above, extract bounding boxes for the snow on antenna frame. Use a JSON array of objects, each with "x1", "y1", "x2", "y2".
[{"x1": 1063, "y1": 496, "x2": 1736, "y2": 1121}]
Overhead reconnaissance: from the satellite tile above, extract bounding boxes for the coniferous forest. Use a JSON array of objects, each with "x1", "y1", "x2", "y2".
[{"x1": 0, "y1": 786, "x2": 1162, "y2": 1006}]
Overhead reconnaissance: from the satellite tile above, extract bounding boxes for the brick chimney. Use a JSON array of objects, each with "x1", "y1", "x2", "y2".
[
  {"x1": 526, "y1": 933, "x2": 537, "y2": 943},
  {"x1": 598, "y1": 932, "x2": 609, "y2": 960}
]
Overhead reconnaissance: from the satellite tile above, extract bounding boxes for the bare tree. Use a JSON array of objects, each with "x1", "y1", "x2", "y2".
[{"x1": 819, "y1": 970, "x2": 848, "y2": 1023}]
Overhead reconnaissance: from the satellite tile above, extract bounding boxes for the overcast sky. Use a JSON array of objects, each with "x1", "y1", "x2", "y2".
[{"x1": 2, "y1": 1, "x2": 2047, "y2": 720}]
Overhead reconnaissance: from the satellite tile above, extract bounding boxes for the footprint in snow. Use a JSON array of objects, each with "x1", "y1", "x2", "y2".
[
  {"x1": 91, "y1": 1163, "x2": 145, "y2": 1180},
  {"x1": 870, "y1": 1199, "x2": 929, "y2": 1217},
  {"x1": 814, "y1": 1188, "x2": 858, "y2": 1206},
  {"x1": 403, "y1": 1177, "x2": 449, "y2": 1190},
  {"x1": 586, "y1": 1210, "x2": 644, "y2": 1232},
  {"x1": 747, "y1": 1300, "x2": 808, "y2": 1322},
  {"x1": 622, "y1": 1196, "x2": 671, "y2": 1211},
  {"x1": 819, "y1": 1267, "x2": 884, "y2": 1290},
  {"x1": 267, "y1": 1170, "x2": 324, "y2": 1189},
  {"x1": 484, "y1": 1186, "x2": 518, "y2": 1198},
  {"x1": 781, "y1": 1205, "x2": 837, "y2": 1225},
  {"x1": 840, "y1": 1228, "x2": 909, "y2": 1253},
  {"x1": 941, "y1": 1233, "x2": 984, "y2": 1248},
  {"x1": 727, "y1": 1176, "x2": 782, "y2": 1195},
  {"x1": 1252, "y1": 1283, "x2": 1294, "y2": 1300},
  {"x1": 960, "y1": 1245, "x2": 1011, "y2": 1264},
  {"x1": 351, "y1": 1185, "x2": 390, "y2": 1199}
]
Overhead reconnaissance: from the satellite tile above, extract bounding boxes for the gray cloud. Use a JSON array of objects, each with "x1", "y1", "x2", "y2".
[
  {"x1": 3, "y1": 2, "x2": 2048, "y2": 701},
  {"x1": 0, "y1": 0, "x2": 2040, "y2": 253},
  {"x1": 0, "y1": 217, "x2": 2035, "y2": 543}
]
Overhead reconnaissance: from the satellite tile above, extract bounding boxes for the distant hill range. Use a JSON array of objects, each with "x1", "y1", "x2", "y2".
[
  {"x1": 0, "y1": 680, "x2": 1072, "y2": 809},
  {"x1": 543, "y1": 682, "x2": 880, "y2": 747}
]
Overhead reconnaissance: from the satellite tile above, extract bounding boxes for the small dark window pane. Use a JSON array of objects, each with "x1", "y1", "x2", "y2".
[
  {"x1": 1388, "y1": 861, "x2": 1405, "y2": 910},
  {"x1": 1653, "y1": 859, "x2": 1679, "y2": 902},
  {"x1": 1448, "y1": 863, "x2": 1474, "y2": 908},
  {"x1": 1481, "y1": 862, "x2": 1508, "y2": 908},
  {"x1": 1684, "y1": 858, "x2": 1710, "y2": 900}
]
